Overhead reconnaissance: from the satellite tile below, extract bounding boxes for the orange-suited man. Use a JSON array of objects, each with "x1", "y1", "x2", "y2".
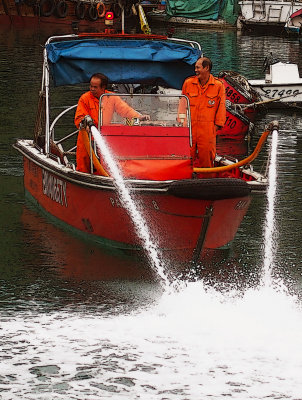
[
  {"x1": 74, "y1": 73, "x2": 150, "y2": 173},
  {"x1": 181, "y1": 57, "x2": 226, "y2": 168}
]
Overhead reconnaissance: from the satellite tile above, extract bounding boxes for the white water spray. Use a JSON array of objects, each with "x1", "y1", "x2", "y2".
[
  {"x1": 91, "y1": 126, "x2": 170, "y2": 288},
  {"x1": 262, "y1": 127, "x2": 278, "y2": 285}
]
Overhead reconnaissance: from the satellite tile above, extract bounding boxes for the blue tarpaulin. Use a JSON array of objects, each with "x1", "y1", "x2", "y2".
[{"x1": 46, "y1": 38, "x2": 202, "y2": 89}]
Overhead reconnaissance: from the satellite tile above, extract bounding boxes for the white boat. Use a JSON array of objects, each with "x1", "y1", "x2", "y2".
[
  {"x1": 248, "y1": 61, "x2": 302, "y2": 106},
  {"x1": 238, "y1": 0, "x2": 302, "y2": 30}
]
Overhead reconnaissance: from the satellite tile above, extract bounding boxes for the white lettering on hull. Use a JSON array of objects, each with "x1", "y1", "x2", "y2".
[{"x1": 42, "y1": 169, "x2": 67, "y2": 207}]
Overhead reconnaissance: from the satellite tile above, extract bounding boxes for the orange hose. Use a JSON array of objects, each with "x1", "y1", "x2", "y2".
[
  {"x1": 80, "y1": 129, "x2": 109, "y2": 176},
  {"x1": 193, "y1": 129, "x2": 270, "y2": 174}
]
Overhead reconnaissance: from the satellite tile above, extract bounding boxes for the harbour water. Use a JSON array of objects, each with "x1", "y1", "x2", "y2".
[{"x1": 1, "y1": 24, "x2": 302, "y2": 399}]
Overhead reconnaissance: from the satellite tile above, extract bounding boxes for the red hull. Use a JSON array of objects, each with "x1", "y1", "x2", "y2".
[
  {"x1": 219, "y1": 72, "x2": 260, "y2": 122},
  {"x1": 218, "y1": 109, "x2": 251, "y2": 139},
  {"x1": 23, "y1": 155, "x2": 250, "y2": 259}
]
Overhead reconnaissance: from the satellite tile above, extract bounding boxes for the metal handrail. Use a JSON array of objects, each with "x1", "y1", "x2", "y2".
[{"x1": 50, "y1": 104, "x2": 78, "y2": 140}]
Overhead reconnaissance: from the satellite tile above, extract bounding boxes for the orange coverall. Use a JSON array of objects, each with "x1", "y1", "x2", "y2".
[
  {"x1": 181, "y1": 74, "x2": 226, "y2": 167},
  {"x1": 74, "y1": 90, "x2": 140, "y2": 173}
]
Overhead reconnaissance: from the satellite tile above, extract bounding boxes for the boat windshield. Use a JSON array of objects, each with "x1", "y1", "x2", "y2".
[{"x1": 98, "y1": 93, "x2": 191, "y2": 131}]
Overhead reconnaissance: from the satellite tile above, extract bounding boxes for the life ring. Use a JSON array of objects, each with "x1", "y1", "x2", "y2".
[
  {"x1": 96, "y1": 1, "x2": 105, "y2": 18},
  {"x1": 75, "y1": 1, "x2": 85, "y2": 19},
  {"x1": 39, "y1": 0, "x2": 55, "y2": 17},
  {"x1": 56, "y1": 0, "x2": 68, "y2": 18},
  {"x1": 87, "y1": 4, "x2": 98, "y2": 20}
]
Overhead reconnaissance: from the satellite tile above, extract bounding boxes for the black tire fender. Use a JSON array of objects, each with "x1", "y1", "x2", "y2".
[
  {"x1": 56, "y1": 0, "x2": 68, "y2": 18},
  {"x1": 112, "y1": 2, "x2": 121, "y2": 17},
  {"x1": 167, "y1": 178, "x2": 251, "y2": 200},
  {"x1": 87, "y1": 4, "x2": 98, "y2": 21},
  {"x1": 75, "y1": 1, "x2": 85, "y2": 19},
  {"x1": 39, "y1": 0, "x2": 55, "y2": 17},
  {"x1": 124, "y1": 4, "x2": 133, "y2": 17}
]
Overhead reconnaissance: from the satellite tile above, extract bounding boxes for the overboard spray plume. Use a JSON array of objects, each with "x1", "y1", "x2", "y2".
[
  {"x1": 262, "y1": 120, "x2": 279, "y2": 285},
  {"x1": 81, "y1": 116, "x2": 170, "y2": 289}
]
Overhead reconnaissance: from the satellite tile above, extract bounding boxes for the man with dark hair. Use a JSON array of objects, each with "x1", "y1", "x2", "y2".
[
  {"x1": 181, "y1": 57, "x2": 226, "y2": 168},
  {"x1": 74, "y1": 73, "x2": 148, "y2": 128},
  {"x1": 74, "y1": 73, "x2": 149, "y2": 172}
]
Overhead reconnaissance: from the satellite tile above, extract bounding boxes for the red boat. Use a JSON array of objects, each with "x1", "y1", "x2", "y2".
[
  {"x1": 219, "y1": 70, "x2": 262, "y2": 121},
  {"x1": 220, "y1": 101, "x2": 253, "y2": 140},
  {"x1": 14, "y1": 32, "x2": 274, "y2": 264},
  {"x1": 215, "y1": 71, "x2": 263, "y2": 140}
]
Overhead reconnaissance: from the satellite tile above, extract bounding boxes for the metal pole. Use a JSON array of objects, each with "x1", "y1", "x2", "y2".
[
  {"x1": 122, "y1": 5, "x2": 125, "y2": 34},
  {"x1": 43, "y1": 47, "x2": 50, "y2": 156}
]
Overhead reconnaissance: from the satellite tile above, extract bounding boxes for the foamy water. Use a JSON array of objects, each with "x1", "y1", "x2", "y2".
[{"x1": 1, "y1": 281, "x2": 302, "y2": 399}]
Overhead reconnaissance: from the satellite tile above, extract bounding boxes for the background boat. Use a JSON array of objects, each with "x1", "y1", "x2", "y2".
[
  {"x1": 248, "y1": 60, "x2": 302, "y2": 107},
  {"x1": 284, "y1": 8, "x2": 302, "y2": 34},
  {"x1": 238, "y1": 0, "x2": 302, "y2": 31},
  {"x1": 0, "y1": 0, "x2": 139, "y2": 33},
  {"x1": 147, "y1": 0, "x2": 238, "y2": 29}
]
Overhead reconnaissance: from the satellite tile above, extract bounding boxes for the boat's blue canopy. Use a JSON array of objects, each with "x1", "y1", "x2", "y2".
[{"x1": 46, "y1": 38, "x2": 202, "y2": 89}]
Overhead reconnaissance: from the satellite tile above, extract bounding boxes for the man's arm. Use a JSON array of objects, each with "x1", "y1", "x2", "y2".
[
  {"x1": 112, "y1": 96, "x2": 150, "y2": 120},
  {"x1": 75, "y1": 95, "x2": 91, "y2": 128},
  {"x1": 214, "y1": 83, "x2": 226, "y2": 129},
  {"x1": 113, "y1": 96, "x2": 140, "y2": 119}
]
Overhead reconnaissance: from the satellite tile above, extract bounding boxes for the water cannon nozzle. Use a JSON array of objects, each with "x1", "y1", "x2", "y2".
[
  {"x1": 80, "y1": 115, "x2": 95, "y2": 130},
  {"x1": 268, "y1": 120, "x2": 279, "y2": 132}
]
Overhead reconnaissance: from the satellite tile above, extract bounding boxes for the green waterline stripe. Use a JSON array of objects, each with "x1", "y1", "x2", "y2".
[{"x1": 24, "y1": 189, "x2": 142, "y2": 252}]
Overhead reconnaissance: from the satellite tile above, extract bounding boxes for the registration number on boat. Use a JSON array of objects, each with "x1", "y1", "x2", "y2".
[
  {"x1": 42, "y1": 169, "x2": 68, "y2": 207},
  {"x1": 261, "y1": 88, "x2": 300, "y2": 98},
  {"x1": 225, "y1": 86, "x2": 241, "y2": 103},
  {"x1": 225, "y1": 115, "x2": 237, "y2": 129}
]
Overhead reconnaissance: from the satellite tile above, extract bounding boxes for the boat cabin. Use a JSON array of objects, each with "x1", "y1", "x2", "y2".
[
  {"x1": 264, "y1": 62, "x2": 302, "y2": 84},
  {"x1": 35, "y1": 33, "x2": 202, "y2": 179}
]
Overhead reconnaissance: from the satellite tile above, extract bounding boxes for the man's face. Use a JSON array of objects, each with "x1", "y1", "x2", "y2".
[
  {"x1": 195, "y1": 59, "x2": 209, "y2": 80},
  {"x1": 90, "y1": 77, "x2": 105, "y2": 99}
]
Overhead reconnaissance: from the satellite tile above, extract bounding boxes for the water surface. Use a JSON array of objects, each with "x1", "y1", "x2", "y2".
[{"x1": 1, "y1": 24, "x2": 302, "y2": 399}]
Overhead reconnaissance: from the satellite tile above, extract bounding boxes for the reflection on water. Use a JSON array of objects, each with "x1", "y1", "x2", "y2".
[{"x1": 1, "y1": 24, "x2": 302, "y2": 399}]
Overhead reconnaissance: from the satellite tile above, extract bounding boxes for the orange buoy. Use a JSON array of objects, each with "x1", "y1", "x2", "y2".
[{"x1": 96, "y1": 1, "x2": 106, "y2": 18}]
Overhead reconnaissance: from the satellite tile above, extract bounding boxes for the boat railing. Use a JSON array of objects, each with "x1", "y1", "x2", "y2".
[{"x1": 47, "y1": 104, "x2": 80, "y2": 167}]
